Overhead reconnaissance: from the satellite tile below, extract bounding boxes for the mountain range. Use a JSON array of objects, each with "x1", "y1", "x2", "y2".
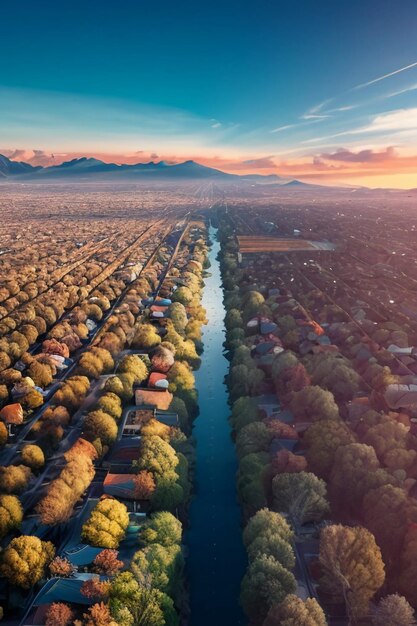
[{"x1": 0, "y1": 153, "x2": 316, "y2": 186}]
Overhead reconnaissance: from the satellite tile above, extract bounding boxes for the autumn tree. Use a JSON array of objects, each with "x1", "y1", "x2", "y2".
[
  {"x1": 329, "y1": 443, "x2": 398, "y2": 515},
  {"x1": 83, "y1": 602, "x2": 117, "y2": 626},
  {"x1": 133, "y1": 470, "x2": 156, "y2": 500},
  {"x1": 0, "y1": 535, "x2": 55, "y2": 588},
  {"x1": 93, "y1": 550, "x2": 124, "y2": 576},
  {"x1": 319, "y1": 524, "x2": 385, "y2": 623},
  {"x1": 82, "y1": 498, "x2": 129, "y2": 548},
  {"x1": 398, "y1": 525, "x2": 417, "y2": 606},
  {"x1": 290, "y1": 386, "x2": 339, "y2": 422},
  {"x1": 49, "y1": 556, "x2": 77, "y2": 578},
  {"x1": 363, "y1": 485, "x2": 417, "y2": 576},
  {"x1": 21, "y1": 444, "x2": 45, "y2": 470},
  {"x1": 272, "y1": 472, "x2": 329, "y2": 529},
  {"x1": 0, "y1": 494, "x2": 23, "y2": 539},
  {"x1": 45, "y1": 602, "x2": 74, "y2": 626},
  {"x1": 36, "y1": 454, "x2": 95, "y2": 525},
  {"x1": 263, "y1": 595, "x2": 328, "y2": 626},
  {"x1": 373, "y1": 594, "x2": 416, "y2": 626}
]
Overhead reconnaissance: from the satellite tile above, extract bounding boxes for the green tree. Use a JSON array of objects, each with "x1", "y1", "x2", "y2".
[
  {"x1": 230, "y1": 396, "x2": 259, "y2": 432},
  {"x1": 304, "y1": 420, "x2": 357, "y2": 479},
  {"x1": 131, "y1": 543, "x2": 183, "y2": 597},
  {"x1": 138, "y1": 511, "x2": 182, "y2": 547},
  {"x1": 243, "y1": 509, "x2": 293, "y2": 547},
  {"x1": 272, "y1": 472, "x2": 329, "y2": 529},
  {"x1": 236, "y1": 422, "x2": 272, "y2": 459},
  {"x1": 240, "y1": 555, "x2": 296, "y2": 622},
  {"x1": 247, "y1": 532, "x2": 295, "y2": 570}
]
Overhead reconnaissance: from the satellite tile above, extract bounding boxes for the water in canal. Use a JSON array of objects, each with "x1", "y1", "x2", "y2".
[{"x1": 186, "y1": 226, "x2": 246, "y2": 626}]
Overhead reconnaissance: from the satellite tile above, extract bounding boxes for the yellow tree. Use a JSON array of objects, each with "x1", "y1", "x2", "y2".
[{"x1": 319, "y1": 525, "x2": 385, "y2": 624}]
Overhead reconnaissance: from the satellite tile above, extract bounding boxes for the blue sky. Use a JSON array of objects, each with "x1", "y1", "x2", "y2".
[{"x1": 2, "y1": 0, "x2": 417, "y2": 186}]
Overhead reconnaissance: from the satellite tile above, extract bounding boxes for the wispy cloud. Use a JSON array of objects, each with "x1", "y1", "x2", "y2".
[
  {"x1": 352, "y1": 61, "x2": 417, "y2": 90},
  {"x1": 384, "y1": 82, "x2": 417, "y2": 99},
  {"x1": 270, "y1": 124, "x2": 295, "y2": 133}
]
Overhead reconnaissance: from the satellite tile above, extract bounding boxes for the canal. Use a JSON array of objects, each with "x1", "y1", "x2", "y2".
[{"x1": 186, "y1": 225, "x2": 246, "y2": 626}]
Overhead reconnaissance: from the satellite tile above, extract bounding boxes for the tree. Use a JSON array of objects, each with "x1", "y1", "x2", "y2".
[
  {"x1": 398, "y1": 525, "x2": 417, "y2": 606},
  {"x1": 83, "y1": 410, "x2": 118, "y2": 445},
  {"x1": 131, "y1": 543, "x2": 183, "y2": 596},
  {"x1": 236, "y1": 422, "x2": 272, "y2": 459},
  {"x1": 36, "y1": 454, "x2": 95, "y2": 525},
  {"x1": 240, "y1": 554, "x2": 297, "y2": 622},
  {"x1": 304, "y1": 420, "x2": 357, "y2": 479},
  {"x1": 319, "y1": 524, "x2": 385, "y2": 623},
  {"x1": 373, "y1": 594, "x2": 416, "y2": 626},
  {"x1": 311, "y1": 355, "x2": 359, "y2": 402},
  {"x1": 132, "y1": 323, "x2": 161, "y2": 350},
  {"x1": 237, "y1": 452, "x2": 269, "y2": 517},
  {"x1": 93, "y1": 550, "x2": 124, "y2": 576},
  {"x1": 151, "y1": 477, "x2": 184, "y2": 512},
  {"x1": 247, "y1": 533, "x2": 295, "y2": 570},
  {"x1": 21, "y1": 444, "x2": 45, "y2": 470},
  {"x1": 0, "y1": 464, "x2": 32, "y2": 494},
  {"x1": 230, "y1": 396, "x2": 259, "y2": 432},
  {"x1": 81, "y1": 577, "x2": 111, "y2": 601},
  {"x1": 139, "y1": 511, "x2": 182, "y2": 547},
  {"x1": 172, "y1": 287, "x2": 194, "y2": 307},
  {"x1": 109, "y1": 571, "x2": 164, "y2": 626},
  {"x1": 271, "y1": 350, "x2": 299, "y2": 379},
  {"x1": 133, "y1": 470, "x2": 156, "y2": 500},
  {"x1": 363, "y1": 485, "x2": 417, "y2": 575},
  {"x1": 135, "y1": 435, "x2": 179, "y2": 482},
  {"x1": 168, "y1": 301, "x2": 189, "y2": 333},
  {"x1": 0, "y1": 494, "x2": 23, "y2": 539},
  {"x1": 49, "y1": 556, "x2": 77, "y2": 578},
  {"x1": 363, "y1": 420, "x2": 409, "y2": 466},
  {"x1": 45, "y1": 603, "x2": 74, "y2": 626},
  {"x1": 270, "y1": 449, "x2": 307, "y2": 476},
  {"x1": 290, "y1": 386, "x2": 339, "y2": 422},
  {"x1": 263, "y1": 595, "x2": 328, "y2": 626},
  {"x1": 83, "y1": 602, "x2": 117, "y2": 626},
  {"x1": 95, "y1": 393, "x2": 123, "y2": 421},
  {"x1": 118, "y1": 354, "x2": 149, "y2": 384},
  {"x1": 0, "y1": 535, "x2": 55, "y2": 588},
  {"x1": 272, "y1": 472, "x2": 329, "y2": 529},
  {"x1": 242, "y1": 290, "x2": 265, "y2": 321},
  {"x1": 225, "y1": 308, "x2": 243, "y2": 330},
  {"x1": 82, "y1": 498, "x2": 129, "y2": 548},
  {"x1": 243, "y1": 509, "x2": 293, "y2": 547}
]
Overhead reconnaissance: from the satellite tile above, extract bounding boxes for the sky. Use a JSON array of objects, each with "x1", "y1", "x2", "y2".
[{"x1": 1, "y1": 0, "x2": 417, "y2": 187}]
